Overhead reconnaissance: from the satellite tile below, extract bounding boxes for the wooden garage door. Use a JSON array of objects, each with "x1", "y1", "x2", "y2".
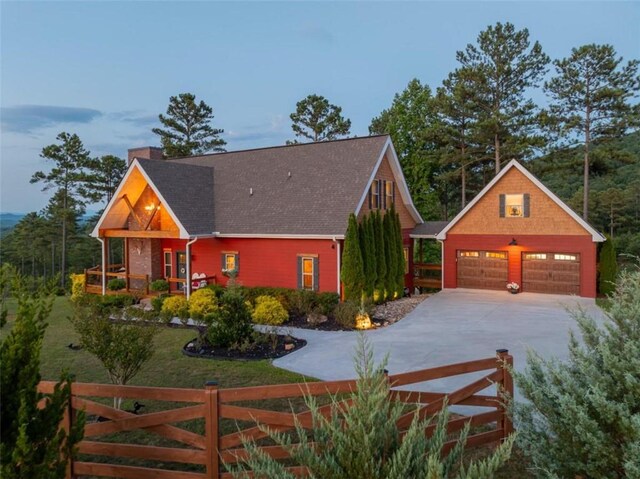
[
  {"x1": 522, "y1": 253, "x2": 580, "y2": 295},
  {"x1": 457, "y1": 250, "x2": 508, "y2": 290}
]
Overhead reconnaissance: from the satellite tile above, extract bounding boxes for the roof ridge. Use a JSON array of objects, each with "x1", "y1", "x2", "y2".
[{"x1": 165, "y1": 134, "x2": 390, "y2": 162}]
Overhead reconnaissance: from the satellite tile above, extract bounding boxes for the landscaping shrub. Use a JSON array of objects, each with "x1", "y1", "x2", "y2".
[
  {"x1": 69, "y1": 273, "x2": 85, "y2": 302},
  {"x1": 334, "y1": 300, "x2": 359, "y2": 329},
  {"x1": 151, "y1": 293, "x2": 170, "y2": 312},
  {"x1": 252, "y1": 295, "x2": 288, "y2": 325},
  {"x1": 204, "y1": 283, "x2": 226, "y2": 299},
  {"x1": 234, "y1": 337, "x2": 514, "y2": 478},
  {"x1": 188, "y1": 288, "x2": 218, "y2": 320},
  {"x1": 161, "y1": 295, "x2": 189, "y2": 322},
  {"x1": 341, "y1": 213, "x2": 365, "y2": 301},
  {"x1": 107, "y1": 278, "x2": 126, "y2": 291},
  {"x1": 513, "y1": 264, "x2": 640, "y2": 478},
  {"x1": 205, "y1": 290, "x2": 253, "y2": 348},
  {"x1": 289, "y1": 289, "x2": 317, "y2": 317},
  {"x1": 316, "y1": 292, "x2": 340, "y2": 316},
  {"x1": 149, "y1": 279, "x2": 169, "y2": 292},
  {"x1": 97, "y1": 294, "x2": 136, "y2": 312},
  {"x1": 599, "y1": 234, "x2": 618, "y2": 295}
]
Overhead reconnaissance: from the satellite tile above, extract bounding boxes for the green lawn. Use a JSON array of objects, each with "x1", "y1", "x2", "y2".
[{"x1": 1, "y1": 297, "x2": 310, "y2": 389}]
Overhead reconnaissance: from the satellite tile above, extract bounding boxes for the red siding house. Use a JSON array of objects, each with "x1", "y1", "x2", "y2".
[
  {"x1": 90, "y1": 136, "x2": 422, "y2": 298},
  {"x1": 411, "y1": 160, "x2": 605, "y2": 298}
]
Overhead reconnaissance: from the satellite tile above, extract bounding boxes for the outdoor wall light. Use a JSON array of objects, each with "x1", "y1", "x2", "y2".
[{"x1": 509, "y1": 238, "x2": 518, "y2": 246}]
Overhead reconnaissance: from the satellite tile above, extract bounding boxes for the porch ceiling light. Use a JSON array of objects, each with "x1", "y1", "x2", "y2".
[{"x1": 509, "y1": 238, "x2": 518, "y2": 246}]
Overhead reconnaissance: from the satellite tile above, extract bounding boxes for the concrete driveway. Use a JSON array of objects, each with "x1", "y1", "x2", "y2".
[{"x1": 273, "y1": 289, "x2": 605, "y2": 405}]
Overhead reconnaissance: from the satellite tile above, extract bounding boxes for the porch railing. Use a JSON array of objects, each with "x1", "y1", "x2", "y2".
[
  {"x1": 84, "y1": 268, "x2": 150, "y2": 295},
  {"x1": 414, "y1": 263, "x2": 442, "y2": 290}
]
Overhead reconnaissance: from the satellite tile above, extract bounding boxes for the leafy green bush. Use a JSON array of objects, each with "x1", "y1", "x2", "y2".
[
  {"x1": 205, "y1": 290, "x2": 253, "y2": 348},
  {"x1": 204, "y1": 283, "x2": 226, "y2": 298},
  {"x1": 251, "y1": 295, "x2": 288, "y2": 325},
  {"x1": 160, "y1": 295, "x2": 189, "y2": 321},
  {"x1": 149, "y1": 279, "x2": 169, "y2": 292},
  {"x1": 97, "y1": 294, "x2": 136, "y2": 312},
  {"x1": 188, "y1": 288, "x2": 218, "y2": 320},
  {"x1": 289, "y1": 289, "x2": 317, "y2": 316},
  {"x1": 107, "y1": 278, "x2": 126, "y2": 291},
  {"x1": 334, "y1": 300, "x2": 359, "y2": 329},
  {"x1": 234, "y1": 337, "x2": 514, "y2": 478},
  {"x1": 316, "y1": 292, "x2": 340, "y2": 316},
  {"x1": 513, "y1": 265, "x2": 640, "y2": 478},
  {"x1": 151, "y1": 293, "x2": 170, "y2": 312}
]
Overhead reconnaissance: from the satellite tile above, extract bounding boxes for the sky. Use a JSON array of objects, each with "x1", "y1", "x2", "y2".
[{"x1": 1, "y1": 1, "x2": 639, "y2": 213}]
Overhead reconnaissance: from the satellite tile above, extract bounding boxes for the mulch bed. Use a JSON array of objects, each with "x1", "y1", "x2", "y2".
[
  {"x1": 282, "y1": 294, "x2": 431, "y2": 331},
  {"x1": 182, "y1": 334, "x2": 306, "y2": 361}
]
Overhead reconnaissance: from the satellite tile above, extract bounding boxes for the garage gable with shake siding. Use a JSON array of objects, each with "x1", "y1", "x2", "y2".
[{"x1": 435, "y1": 160, "x2": 605, "y2": 298}]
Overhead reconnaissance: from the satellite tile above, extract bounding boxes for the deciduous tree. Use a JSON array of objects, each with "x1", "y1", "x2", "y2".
[
  {"x1": 290, "y1": 94, "x2": 351, "y2": 143},
  {"x1": 544, "y1": 44, "x2": 640, "y2": 220},
  {"x1": 152, "y1": 92, "x2": 226, "y2": 158}
]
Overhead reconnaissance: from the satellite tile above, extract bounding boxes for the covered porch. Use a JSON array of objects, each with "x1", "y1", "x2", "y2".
[{"x1": 411, "y1": 221, "x2": 449, "y2": 291}]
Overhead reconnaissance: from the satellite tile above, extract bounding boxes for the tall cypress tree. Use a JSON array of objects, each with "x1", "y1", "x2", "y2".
[
  {"x1": 391, "y1": 206, "x2": 406, "y2": 298},
  {"x1": 373, "y1": 211, "x2": 386, "y2": 303},
  {"x1": 598, "y1": 236, "x2": 618, "y2": 296},
  {"x1": 340, "y1": 214, "x2": 365, "y2": 301},
  {"x1": 364, "y1": 215, "x2": 377, "y2": 298},
  {"x1": 382, "y1": 212, "x2": 395, "y2": 300}
]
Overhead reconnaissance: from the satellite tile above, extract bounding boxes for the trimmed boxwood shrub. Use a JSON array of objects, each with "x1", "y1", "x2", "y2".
[
  {"x1": 333, "y1": 300, "x2": 359, "y2": 329},
  {"x1": 252, "y1": 295, "x2": 288, "y2": 325},
  {"x1": 149, "y1": 279, "x2": 169, "y2": 292},
  {"x1": 97, "y1": 293, "x2": 137, "y2": 312},
  {"x1": 316, "y1": 292, "x2": 340, "y2": 316},
  {"x1": 107, "y1": 278, "x2": 126, "y2": 291},
  {"x1": 204, "y1": 283, "x2": 226, "y2": 299},
  {"x1": 188, "y1": 288, "x2": 218, "y2": 320},
  {"x1": 151, "y1": 293, "x2": 170, "y2": 312}
]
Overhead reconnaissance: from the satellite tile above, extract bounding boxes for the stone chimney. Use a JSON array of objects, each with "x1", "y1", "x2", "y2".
[{"x1": 128, "y1": 146, "x2": 164, "y2": 165}]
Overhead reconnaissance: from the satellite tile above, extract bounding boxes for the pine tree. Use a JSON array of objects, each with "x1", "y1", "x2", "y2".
[
  {"x1": 513, "y1": 265, "x2": 640, "y2": 478},
  {"x1": 544, "y1": 44, "x2": 640, "y2": 220},
  {"x1": 289, "y1": 94, "x2": 351, "y2": 143},
  {"x1": 234, "y1": 337, "x2": 514, "y2": 478},
  {"x1": 30, "y1": 132, "x2": 93, "y2": 289},
  {"x1": 456, "y1": 22, "x2": 549, "y2": 173},
  {"x1": 372, "y1": 211, "x2": 387, "y2": 303},
  {"x1": 152, "y1": 92, "x2": 226, "y2": 158},
  {"x1": 598, "y1": 236, "x2": 618, "y2": 296},
  {"x1": 340, "y1": 214, "x2": 365, "y2": 301},
  {"x1": 0, "y1": 273, "x2": 84, "y2": 478}
]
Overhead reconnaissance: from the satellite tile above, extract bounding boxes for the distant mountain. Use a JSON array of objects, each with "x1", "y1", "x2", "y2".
[{"x1": 0, "y1": 213, "x2": 24, "y2": 231}]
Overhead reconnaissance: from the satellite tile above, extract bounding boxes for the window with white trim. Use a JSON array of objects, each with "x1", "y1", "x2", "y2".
[
  {"x1": 163, "y1": 250, "x2": 172, "y2": 278},
  {"x1": 554, "y1": 254, "x2": 578, "y2": 261},
  {"x1": 221, "y1": 252, "x2": 239, "y2": 274},
  {"x1": 385, "y1": 181, "x2": 394, "y2": 209},
  {"x1": 371, "y1": 180, "x2": 380, "y2": 209},
  {"x1": 297, "y1": 255, "x2": 318, "y2": 291},
  {"x1": 505, "y1": 194, "x2": 524, "y2": 217}
]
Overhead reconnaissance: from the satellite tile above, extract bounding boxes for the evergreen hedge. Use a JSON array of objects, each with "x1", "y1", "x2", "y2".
[
  {"x1": 599, "y1": 235, "x2": 618, "y2": 295},
  {"x1": 340, "y1": 214, "x2": 365, "y2": 301}
]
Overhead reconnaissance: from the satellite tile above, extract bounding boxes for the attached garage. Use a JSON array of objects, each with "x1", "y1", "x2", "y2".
[
  {"x1": 522, "y1": 253, "x2": 580, "y2": 295},
  {"x1": 457, "y1": 250, "x2": 508, "y2": 290}
]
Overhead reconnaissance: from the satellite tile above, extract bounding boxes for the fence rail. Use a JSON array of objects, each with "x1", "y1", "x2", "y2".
[
  {"x1": 38, "y1": 350, "x2": 513, "y2": 479},
  {"x1": 414, "y1": 263, "x2": 442, "y2": 289}
]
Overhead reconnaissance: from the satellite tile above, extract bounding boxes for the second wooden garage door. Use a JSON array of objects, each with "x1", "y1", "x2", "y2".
[
  {"x1": 522, "y1": 253, "x2": 580, "y2": 295},
  {"x1": 457, "y1": 250, "x2": 508, "y2": 290}
]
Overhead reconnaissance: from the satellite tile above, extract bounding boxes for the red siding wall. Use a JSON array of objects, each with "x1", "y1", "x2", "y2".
[
  {"x1": 442, "y1": 234, "x2": 597, "y2": 297},
  {"x1": 161, "y1": 237, "x2": 339, "y2": 293}
]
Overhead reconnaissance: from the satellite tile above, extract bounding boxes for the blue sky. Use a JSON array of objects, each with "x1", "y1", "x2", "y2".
[{"x1": 1, "y1": 1, "x2": 639, "y2": 213}]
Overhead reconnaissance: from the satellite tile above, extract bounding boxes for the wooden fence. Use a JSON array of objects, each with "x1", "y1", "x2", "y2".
[{"x1": 38, "y1": 350, "x2": 513, "y2": 479}]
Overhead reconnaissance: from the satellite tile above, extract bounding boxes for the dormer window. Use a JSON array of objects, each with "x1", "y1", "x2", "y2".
[{"x1": 500, "y1": 193, "x2": 530, "y2": 218}]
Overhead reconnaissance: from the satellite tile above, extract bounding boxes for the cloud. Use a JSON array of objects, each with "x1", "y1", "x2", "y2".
[
  {"x1": 1, "y1": 105, "x2": 103, "y2": 134},
  {"x1": 226, "y1": 114, "x2": 289, "y2": 145},
  {"x1": 108, "y1": 110, "x2": 159, "y2": 128}
]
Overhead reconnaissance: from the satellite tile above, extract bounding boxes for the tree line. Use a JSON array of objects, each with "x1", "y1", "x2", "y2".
[{"x1": 2, "y1": 21, "x2": 639, "y2": 286}]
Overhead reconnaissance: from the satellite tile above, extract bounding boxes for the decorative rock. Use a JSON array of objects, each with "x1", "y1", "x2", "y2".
[
  {"x1": 307, "y1": 312, "x2": 328, "y2": 325},
  {"x1": 284, "y1": 343, "x2": 295, "y2": 351}
]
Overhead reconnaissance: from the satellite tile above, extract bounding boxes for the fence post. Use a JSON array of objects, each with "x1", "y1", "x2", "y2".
[
  {"x1": 496, "y1": 349, "x2": 514, "y2": 439},
  {"x1": 205, "y1": 381, "x2": 220, "y2": 479},
  {"x1": 63, "y1": 383, "x2": 75, "y2": 479}
]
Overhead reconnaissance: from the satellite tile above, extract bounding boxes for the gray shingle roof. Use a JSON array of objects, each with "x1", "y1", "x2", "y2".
[
  {"x1": 411, "y1": 221, "x2": 449, "y2": 238},
  {"x1": 139, "y1": 135, "x2": 390, "y2": 236},
  {"x1": 136, "y1": 158, "x2": 215, "y2": 236}
]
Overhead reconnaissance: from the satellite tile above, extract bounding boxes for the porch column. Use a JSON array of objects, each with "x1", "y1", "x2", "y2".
[
  {"x1": 124, "y1": 237, "x2": 129, "y2": 291},
  {"x1": 185, "y1": 237, "x2": 198, "y2": 300},
  {"x1": 100, "y1": 237, "x2": 107, "y2": 296}
]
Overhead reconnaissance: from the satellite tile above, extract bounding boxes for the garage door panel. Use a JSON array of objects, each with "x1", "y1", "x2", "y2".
[
  {"x1": 522, "y1": 253, "x2": 580, "y2": 295},
  {"x1": 457, "y1": 251, "x2": 508, "y2": 291}
]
